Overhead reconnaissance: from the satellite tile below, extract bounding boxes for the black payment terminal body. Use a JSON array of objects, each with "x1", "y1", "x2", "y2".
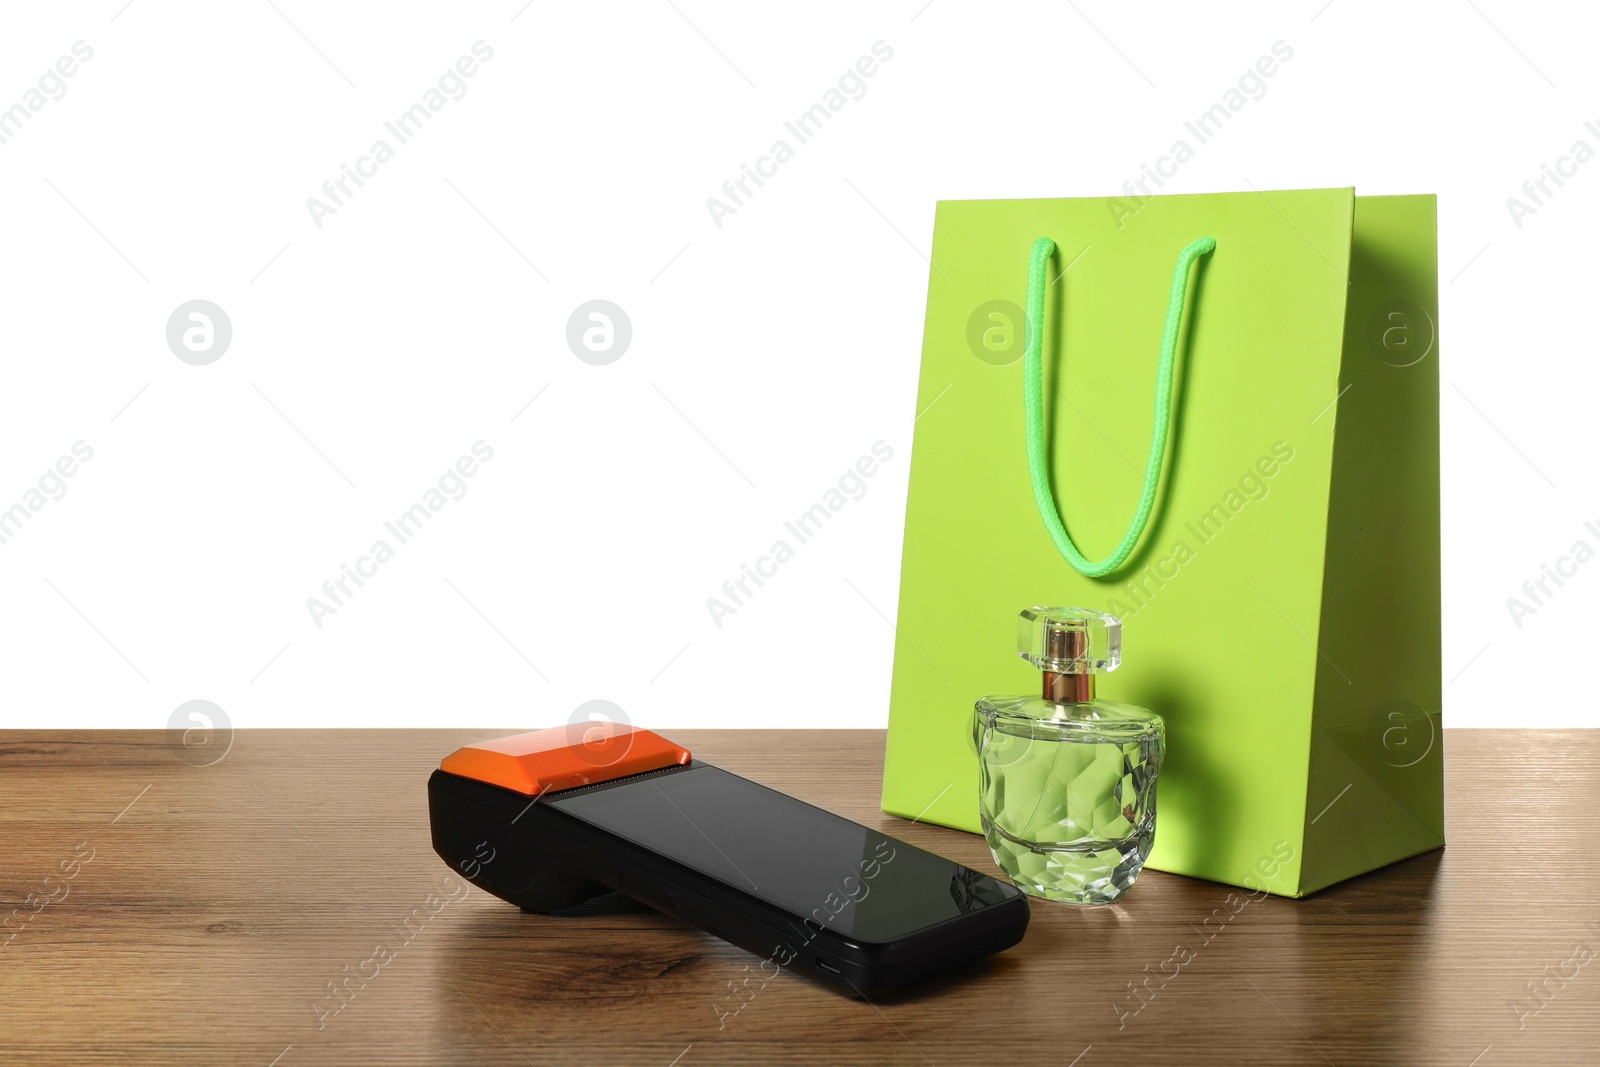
[{"x1": 427, "y1": 723, "x2": 1029, "y2": 997}]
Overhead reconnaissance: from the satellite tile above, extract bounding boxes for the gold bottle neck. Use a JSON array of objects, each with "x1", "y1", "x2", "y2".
[
  {"x1": 1042, "y1": 671, "x2": 1094, "y2": 704},
  {"x1": 1041, "y1": 622, "x2": 1095, "y2": 704}
]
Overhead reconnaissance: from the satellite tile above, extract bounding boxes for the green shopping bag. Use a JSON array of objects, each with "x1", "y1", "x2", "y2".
[{"x1": 881, "y1": 188, "x2": 1442, "y2": 897}]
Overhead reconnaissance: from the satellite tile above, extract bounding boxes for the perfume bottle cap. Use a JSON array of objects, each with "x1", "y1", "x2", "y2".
[{"x1": 1018, "y1": 607, "x2": 1121, "y2": 674}]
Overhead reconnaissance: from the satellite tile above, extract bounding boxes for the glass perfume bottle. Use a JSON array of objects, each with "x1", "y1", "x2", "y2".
[{"x1": 974, "y1": 607, "x2": 1164, "y2": 905}]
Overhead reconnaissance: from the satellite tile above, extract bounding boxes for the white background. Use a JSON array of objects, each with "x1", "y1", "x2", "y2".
[{"x1": 0, "y1": 1, "x2": 1592, "y2": 730}]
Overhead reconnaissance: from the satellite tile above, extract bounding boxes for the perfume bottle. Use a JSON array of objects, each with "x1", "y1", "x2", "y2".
[{"x1": 974, "y1": 607, "x2": 1164, "y2": 905}]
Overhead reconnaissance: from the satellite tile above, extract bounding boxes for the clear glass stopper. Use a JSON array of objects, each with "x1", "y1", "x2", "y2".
[{"x1": 1017, "y1": 606, "x2": 1121, "y2": 675}]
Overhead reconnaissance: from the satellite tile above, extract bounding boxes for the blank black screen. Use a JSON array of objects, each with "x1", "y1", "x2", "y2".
[{"x1": 548, "y1": 763, "x2": 1017, "y2": 942}]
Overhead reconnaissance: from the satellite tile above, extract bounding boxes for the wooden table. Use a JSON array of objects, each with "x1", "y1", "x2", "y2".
[{"x1": 1, "y1": 729, "x2": 1594, "y2": 1066}]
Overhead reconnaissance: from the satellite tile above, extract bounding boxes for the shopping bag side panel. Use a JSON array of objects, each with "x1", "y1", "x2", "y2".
[{"x1": 1300, "y1": 193, "x2": 1444, "y2": 896}]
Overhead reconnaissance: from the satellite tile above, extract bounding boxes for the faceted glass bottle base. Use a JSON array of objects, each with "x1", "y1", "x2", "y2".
[
  {"x1": 981, "y1": 814, "x2": 1154, "y2": 905},
  {"x1": 975, "y1": 693, "x2": 1163, "y2": 906}
]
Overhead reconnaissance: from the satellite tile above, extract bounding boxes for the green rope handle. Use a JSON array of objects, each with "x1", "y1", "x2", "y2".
[{"x1": 1024, "y1": 234, "x2": 1216, "y2": 578}]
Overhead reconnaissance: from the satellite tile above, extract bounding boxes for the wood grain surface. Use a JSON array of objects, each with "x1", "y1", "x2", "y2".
[{"x1": 0, "y1": 728, "x2": 1594, "y2": 1066}]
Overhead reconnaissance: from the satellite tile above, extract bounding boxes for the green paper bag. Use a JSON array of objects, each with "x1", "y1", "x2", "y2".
[{"x1": 881, "y1": 188, "x2": 1442, "y2": 897}]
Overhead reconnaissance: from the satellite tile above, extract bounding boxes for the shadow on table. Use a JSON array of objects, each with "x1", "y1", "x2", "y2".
[{"x1": 1066, "y1": 847, "x2": 1449, "y2": 1059}]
